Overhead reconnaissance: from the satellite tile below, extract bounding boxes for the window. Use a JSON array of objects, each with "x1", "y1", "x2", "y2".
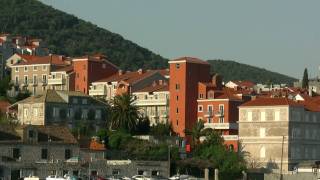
[
  {"x1": 33, "y1": 66, "x2": 37, "y2": 71},
  {"x1": 199, "y1": 94, "x2": 204, "y2": 99},
  {"x1": 24, "y1": 66, "x2": 28, "y2": 72},
  {"x1": 82, "y1": 99, "x2": 88, "y2": 104},
  {"x1": 24, "y1": 75, "x2": 28, "y2": 84},
  {"x1": 144, "y1": 95, "x2": 148, "y2": 99},
  {"x1": 42, "y1": 75, "x2": 47, "y2": 83},
  {"x1": 261, "y1": 111, "x2": 266, "y2": 121},
  {"x1": 15, "y1": 76, "x2": 19, "y2": 84},
  {"x1": 175, "y1": 84, "x2": 180, "y2": 90},
  {"x1": 53, "y1": 107, "x2": 59, "y2": 118},
  {"x1": 33, "y1": 75, "x2": 37, "y2": 83},
  {"x1": 208, "y1": 117, "x2": 212, "y2": 123},
  {"x1": 175, "y1": 63, "x2": 180, "y2": 69},
  {"x1": 33, "y1": 108, "x2": 38, "y2": 117},
  {"x1": 12, "y1": 148, "x2": 21, "y2": 159},
  {"x1": 65, "y1": 149, "x2": 71, "y2": 159},
  {"x1": 260, "y1": 146, "x2": 266, "y2": 158},
  {"x1": 95, "y1": 110, "x2": 101, "y2": 120},
  {"x1": 83, "y1": 76, "x2": 86, "y2": 82},
  {"x1": 15, "y1": 67, "x2": 19, "y2": 72},
  {"x1": 176, "y1": 119, "x2": 179, "y2": 126},
  {"x1": 198, "y1": 105, "x2": 203, "y2": 112},
  {"x1": 260, "y1": 128, "x2": 266, "y2": 137},
  {"x1": 219, "y1": 117, "x2": 224, "y2": 123},
  {"x1": 176, "y1": 95, "x2": 179, "y2": 101},
  {"x1": 176, "y1": 108, "x2": 179, "y2": 113},
  {"x1": 219, "y1": 104, "x2": 224, "y2": 115},
  {"x1": 207, "y1": 105, "x2": 213, "y2": 112},
  {"x1": 24, "y1": 109, "x2": 29, "y2": 118},
  {"x1": 112, "y1": 170, "x2": 120, "y2": 175},
  {"x1": 41, "y1": 149, "x2": 48, "y2": 159},
  {"x1": 28, "y1": 130, "x2": 34, "y2": 138},
  {"x1": 42, "y1": 65, "x2": 47, "y2": 71}
]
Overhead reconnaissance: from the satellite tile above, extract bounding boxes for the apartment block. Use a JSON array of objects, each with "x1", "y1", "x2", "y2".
[
  {"x1": 0, "y1": 34, "x2": 49, "y2": 80},
  {"x1": 9, "y1": 54, "x2": 69, "y2": 96},
  {"x1": 169, "y1": 57, "x2": 211, "y2": 137},
  {"x1": 197, "y1": 75, "x2": 244, "y2": 151},
  {"x1": 89, "y1": 69, "x2": 167, "y2": 101},
  {"x1": 73, "y1": 55, "x2": 118, "y2": 94},
  {"x1": 15, "y1": 90, "x2": 107, "y2": 129},
  {"x1": 133, "y1": 80, "x2": 169, "y2": 125},
  {"x1": 239, "y1": 98, "x2": 320, "y2": 172}
]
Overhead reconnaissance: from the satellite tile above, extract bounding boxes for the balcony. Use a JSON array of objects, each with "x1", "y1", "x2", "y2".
[
  {"x1": 200, "y1": 135, "x2": 239, "y2": 142},
  {"x1": 204, "y1": 122, "x2": 238, "y2": 130},
  {"x1": 214, "y1": 111, "x2": 224, "y2": 117},
  {"x1": 204, "y1": 111, "x2": 213, "y2": 117},
  {"x1": 48, "y1": 78, "x2": 65, "y2": 85},
  {"x1": 160, "y1": 112, "x2": 169, "y2": 118},
  {"x1": 89, "y1": 88, "x2": 107, "y2": 96},
  {"x1": 135, "y1": 99, "x2": 169, "y2": 106}
]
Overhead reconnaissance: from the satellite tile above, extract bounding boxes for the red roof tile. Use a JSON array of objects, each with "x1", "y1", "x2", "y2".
[
  {"x1": 0, "y1": 100, "x2": 11, "y2": 114},
  {"x1": 135, "y1": 81, "x2": 169, "y2": 93},
  {"x1": 96, "y1": 70, "x2": 161, "y2": 84},
  {"x1": 240, "y1": 98, "x2": 301, "y2": 107},
  {"x1": 13, "y1": 54, "x2": 67, "y2": 66}
]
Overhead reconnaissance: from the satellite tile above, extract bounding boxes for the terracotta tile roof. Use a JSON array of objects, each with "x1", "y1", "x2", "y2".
[
  {"x1": 231, "y1": 80, "x2": 255, "y2": 88},
  {"x1": 135, "y1": 81, "x2": 169, "y2": 93},
  {"x1": 0, "y1": 125, "x2": 77, "y2": 144},
  {"x1": 73, "y1": 54, "x2": 118, "y2": 69},
  {"x1": 0, "y1": 100, "x2": 11, "y2": 114},
  {"x1": 12, "y1": 54, "x2": 67, "y2": 66},
  {"x1": 96, "y1": 70, "x2": 160, "y2": 85},
  {"x1": 171, "y1": 57, "x2": 210, "y2": 65},
  {"x1": 89, "y1": 139, "x2": 106, "y2": 151},
  {"x1": 240, "y1": 97, "x2": 302, "y2": 107},
  {"x1": 157, "y1": 69, "x2": 169, "y2": 77},
  {"x1": 52, "y1": 65, "x2": 74, "y2": 73}
]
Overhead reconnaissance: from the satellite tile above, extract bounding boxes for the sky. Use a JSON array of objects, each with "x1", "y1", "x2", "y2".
[{"x1": 40, "y1": 0, "x2": 320, "y2": 79}]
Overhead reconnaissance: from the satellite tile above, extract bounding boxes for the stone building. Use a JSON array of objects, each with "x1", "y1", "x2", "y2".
[
  {"x1": 0, "y1": 125, "x2": 81, "y2": 180},
  {"x1": 239, "y1": 97, "x2": 320, "y2": 172},
  {"x1": 15, "y1": 90, "x2": 107, "y2": 129}
]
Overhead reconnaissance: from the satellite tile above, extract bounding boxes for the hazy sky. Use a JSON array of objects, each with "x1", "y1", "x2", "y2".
[{"x1": 40, "y1": 0, "x2": 320, "y2": 79}]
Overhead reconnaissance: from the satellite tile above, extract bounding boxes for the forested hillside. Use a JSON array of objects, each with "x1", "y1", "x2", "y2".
[
  {"x1": 0, "y1": 0, "x2": 297, "y2": 84},
  {"x1": 208, "y1": 60, "x2": 297, "y2": 84},
  {"x1": 0, "y1": 0, "x2": 168, "y2": 70}
]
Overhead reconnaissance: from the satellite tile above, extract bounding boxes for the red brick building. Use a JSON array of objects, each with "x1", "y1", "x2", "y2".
[
  {"x1": 73, "y1": 55, "x2": 118, "y2": 94},
  {"x1": 169, "y1": 57, "x2": 211, "y2": 137}
]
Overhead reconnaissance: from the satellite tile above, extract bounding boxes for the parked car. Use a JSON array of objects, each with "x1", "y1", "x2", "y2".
[
  {"x1": 169, "y1": 174, "x2": 190, "y2": 180},
  {"x1": 132, "y1": 175, "x2": 154, "y2": 180}
]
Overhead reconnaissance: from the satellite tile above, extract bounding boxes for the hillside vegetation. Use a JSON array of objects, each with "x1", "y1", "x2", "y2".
[
  {"x1": 0, "y1": 0, "x2": 168, "y2": 70},
  {"x1": 0, "y1": 0, "x2": 297, "y2": 84},
  {"x1": 208, "y1": 60, "x2": 297, "y2": 84}
]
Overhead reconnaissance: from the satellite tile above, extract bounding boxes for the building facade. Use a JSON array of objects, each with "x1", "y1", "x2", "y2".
[
  {"x1": 89, "y1": 69, "x2": 167, "y2": 101},
  {"x1": 15, "y1": 90, "x2": 107, "y2": 130},
  {"x1": 169, "y1": 57, "x2": 211, "y2": 137},
  {"x1": 133, "y1": 81, "x2": 169, "y2": 125},
  {"x1": 239, "y1": 98, "x2": 320, "y2": 172},
  {"x1": 9, "y1": 54, "x2": 69, "y2": 96},
  {"x1": 73, "y1": 55, "x2": 118, "y2": 94},
  {"x1": 197, "y1": 77, "x2": 244, "y2": 151}
]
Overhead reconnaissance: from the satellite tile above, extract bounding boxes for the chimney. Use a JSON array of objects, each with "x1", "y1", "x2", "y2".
[
  {"x1": 138, "y1": 69, "x2": 143, "y2": 74},
  {"x1": 118, "y1": 70, "x2": 123, "y2": 75}
]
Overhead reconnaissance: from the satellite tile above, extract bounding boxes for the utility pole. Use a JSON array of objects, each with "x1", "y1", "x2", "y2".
[{"x1": 280, "y1": 136, "x2": 284, "y2": 180}]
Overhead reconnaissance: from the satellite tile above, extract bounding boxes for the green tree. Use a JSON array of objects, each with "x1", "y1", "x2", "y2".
[
  {"x1": 185, "y1": 120, "x2": 205, "y2": 148},
  {"x1": 110, "y1": 94, "x2": 140, "y2": 133},
  {"x1": 302, "y1": 68, "x2": 309, "y2": 89},
  {"x1": 150, "y1": 122, "x2": 172, "y2": 137}
]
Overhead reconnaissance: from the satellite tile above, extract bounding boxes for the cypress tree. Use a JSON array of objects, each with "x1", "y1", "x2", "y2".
[{"x1": 302, "y1": 68, "x2": 309, "y2": 89}]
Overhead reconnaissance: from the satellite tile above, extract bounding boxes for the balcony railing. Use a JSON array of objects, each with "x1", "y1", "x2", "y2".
[
  {"x1": 204, "y1": 122, "x2": 238, "y2": 130},
  {"x1": 47, "y1": 78, "x2": 66, "y2": 85},
  {"x1": 200, "y1": 135, "x2": 239, "y2": 142},
  {"x1": 135, "y1": 99, "x2": 169, "y2": 106},
  {"x1": 214, "y1": 111, "x2": 224, "y2": 117},
  {"x1": 204, "y1": 111, "x2": 213, "y2": 117},
  {"x1": 89, "y1": 87, "x2": 107, "y2": 96}
]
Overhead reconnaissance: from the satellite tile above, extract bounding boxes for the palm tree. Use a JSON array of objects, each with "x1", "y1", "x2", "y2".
[
  {"x1": 110, "y1": 94, "x2": 140, "y2": 133},
  {"x1": 185, "y1": 120, "x2": 205, "y2": 148}
]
